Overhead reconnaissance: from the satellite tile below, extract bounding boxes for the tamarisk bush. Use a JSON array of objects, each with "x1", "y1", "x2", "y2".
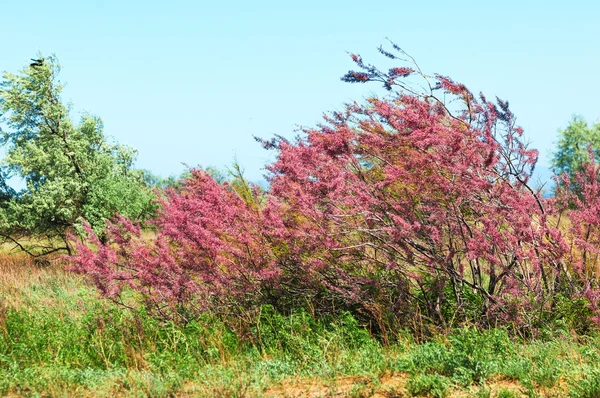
[
  {"x1": 554, "y1": 157, "x2": 600, "y2": 325},
  {"x1": 71, "y1": 169, "x2": 288, "y2": 321},
  {"x1": 260, "y1": 49, "x2": 566, "y2": 334},
  {"x1": 71, "y1": 44, "x2": 600, "y2": 335}
]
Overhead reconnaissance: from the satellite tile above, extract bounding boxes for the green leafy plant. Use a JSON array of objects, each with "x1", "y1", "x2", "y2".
[
  {"x1": 0, "y1": 55, "x2": 156, "y2": 255},
  {"x1": 570, "y1": 368, "x2": 600, "y2": 398},
  {"x1": 406, "y1": 373, "x2": 451, "y2": 398},
  {"x1": 552, "y1": 116, "x2": 600, "y2": 188},
  {"x1": 498, "y1": 388, "x2": 518, "y2": 398}
]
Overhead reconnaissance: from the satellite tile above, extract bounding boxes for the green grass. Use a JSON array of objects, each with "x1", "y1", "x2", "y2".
[{"x1": 1, "y1": 257, "x2": 600, "y2": 397}]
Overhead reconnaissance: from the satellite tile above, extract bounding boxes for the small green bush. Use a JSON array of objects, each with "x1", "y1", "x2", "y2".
[
  {"x1": 406, "y1": 373, "x2": 451, "y2": 398},
  {"x1": 570, "y1": 368, "x2": 600, "y2": 398},
  {"x1": 497, "y1": 387, "x2": 518, "y2": 398}
]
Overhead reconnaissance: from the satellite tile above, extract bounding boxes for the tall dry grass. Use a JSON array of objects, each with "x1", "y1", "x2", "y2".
[{"x1": 0, "y1": 252, "x2": 81, "y2": 311}]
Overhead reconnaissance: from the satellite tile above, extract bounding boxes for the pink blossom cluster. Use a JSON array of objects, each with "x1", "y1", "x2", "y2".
[{"x1": 70, "y1": 46, "x2": 600, "y2": 333}]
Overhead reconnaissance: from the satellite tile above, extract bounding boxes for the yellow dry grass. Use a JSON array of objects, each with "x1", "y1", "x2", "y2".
[{"x1": 0, "y1": 253, "x2": 80, "y2": 310}]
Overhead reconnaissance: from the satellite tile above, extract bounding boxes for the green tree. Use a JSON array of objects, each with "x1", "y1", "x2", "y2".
[
  {"x1": 0, "y1": 55, "x2": 156, "y2": 255},
  {"x1": 552, "y1": 116, "x2": 600, "y2": 179}
]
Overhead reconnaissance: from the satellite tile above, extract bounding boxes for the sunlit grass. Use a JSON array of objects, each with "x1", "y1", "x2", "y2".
[{"x1": 0, "y1": 254, "x2": 598, "y2": 396}]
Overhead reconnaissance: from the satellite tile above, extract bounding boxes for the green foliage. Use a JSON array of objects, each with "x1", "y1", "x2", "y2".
[
  {"x1": 446, "y1": 329, "x2": 513, "y2": 384},
  {"x1": 3, "y1": 266, "x2": 600, "y2": 397},
  {"x1": 497, "y1": 388, "x2": 518, "y2": 398},
  {"x1": 251, "y1": 306, "x2": 385, "y2": 377},
  {"x1": 0, "y1": 55, "x2": 156, "y2": 254},
  {"x1": 401, "y1": 328, "x2": 513, "y2": 386},
  {"x1": 406, "y1": 373, "x2": 451, "y2": 397},
  {"x1": 552, "y1": 116, "x2": 600, "y2": 182},
  {"x1": 348, "y1": 382, "x2": 375, "y2": 398},
  {"x1": 570, "y1": 368, "x2": 600, "y2": 398},
  {"x1": 0, "y1": 267, "x2": 391, "y2": 395},
  {"x1": 544, "y1": 295, "x2": 595, "y2": 335},
  {"x1": 526, "y1": 343, "x2": 565, "y2": 389},
  {"x1": 475, "y1": 386, "x2": 491, "y2": 398}
]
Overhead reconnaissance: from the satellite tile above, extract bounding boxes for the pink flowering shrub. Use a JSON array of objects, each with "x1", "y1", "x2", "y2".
[
  {"x1": 71, "y1": 43, "x2": 600, "y2": 334},
  {"x1": 71, "y1": 171, "x2": 287, "y2": 321},
  {"x1": 553, "y1": 157, "x2": 600, "y2": 325}
]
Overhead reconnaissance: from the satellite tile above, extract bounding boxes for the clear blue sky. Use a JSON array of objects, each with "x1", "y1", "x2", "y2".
[{"x1": 1, "y1": 0, "x2": 599, "y2": 184}]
